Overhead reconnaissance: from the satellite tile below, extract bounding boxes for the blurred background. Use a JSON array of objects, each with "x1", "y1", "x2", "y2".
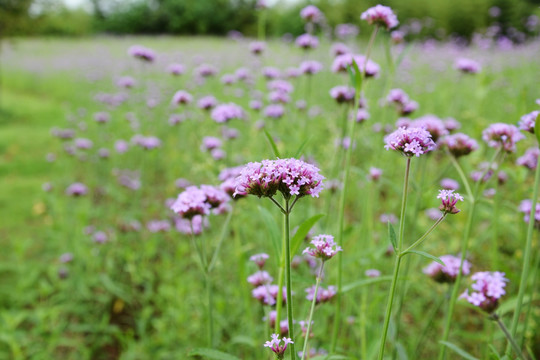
[{"x1": 1, "y1": 0, "x2": 540, "y2": 42}]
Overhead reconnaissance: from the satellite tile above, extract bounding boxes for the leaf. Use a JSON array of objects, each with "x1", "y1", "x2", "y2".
[
  {"x1": 188, "y1": 348, "x2": 241, "y2": 360},
  {"x1": 535, "y1": 113, "x2": 540, "y2": 145},
  {"x1": 310, "y1": 355, "x2": 350, "y2": 360},
  {"x1": 342, "y1": 276, "x2": 392, "y2": 293},
  {"x1": 230, "y1": 335, "x2": 256, "y2": 348},
  {"x1": 388, "y1": 222, "x2": 397, "y2": 252},
  {"x1": 264, "y1": 129, "x2": 281, "y2": 158},
  {"x1": 258, "y1": 205, "x2": 281, "y2": 262},
  {"x1": 403, "y1": 250, "x2": 445, "y2": 266},
  {"x1": 487, "y1": 344, "x2": 502, "y2": 360},
  {"x1": 290, "y1": 214, "x2": 325, "y2": 256},
  {"x1": 346, "y1": 65, "x2": 356, "y2": 90},
  {"x1": 293, "y1": 136, "x2": 311, "y2": 158},
  {"x1": 351, "y1": 58, "x2": 363, "y2": 91},
  {"x1": 439, "y1": 341, "x2": 479, "y2": 360}
]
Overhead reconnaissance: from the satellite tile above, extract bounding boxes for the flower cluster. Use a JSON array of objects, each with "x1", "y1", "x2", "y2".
[
  {"x1": 295, "y1": 33, "x2": 319, "y2": 50},
  {"x1": 300, "y1": 5, "x2": 323, "y2": 23},
  {"x1": 384, "y1": 127, "x2": 436, "y2": 157},
  {"x1": 386, "y1": 88, "x2": 418, "y2": 116},
  {"x1": 423, "y1": 255, "x2": 471, "y2": 283},
  {"x1": 171, "y1": 90, "x2": 193, "y2": 105},
  {"x1": 233, "y1": 158, "x2": 325, "y2": 199},
  {"x1": 252, "y1": 284, "x2": 287, "y2": 306},
  {"x1": 264, "y1": 334, "x2": 294, "y2": 359},
  {"x1": 518, "y1": 199, "x2": 540, "y2": 228},
  {"x1": 65, "y1": 183, "x2": 87, "y2": 197},
  {"x1": 300, "y1": 60, "x2": 323, "y2": 75},
  {"x1": 250, "y1": 253, "x2": 269, "y2": 269},
  {"x1": 303, "y1": 234, "x2": 342, "y2": 261},
  {"x1": 455, "y1": 58, "x2": 482, "y2": 74},
  {"x1": 518, "y1": 110, "x2": 539, "y2": 133},
  {"x1": 128, "y1": 45, "x2": 156, "y2": 62},
  {"x1": 249, "y1": 41, "x2": 266, "y2": 55},
  {"x1": 331, "y1": 54, "x2": 380, "y2": 78},
  {"x1": 197, "y1": 95, "x2": 218, "y2": 110},
  {"x1": 441, "y1": 133, "x2": 479, "y2": 157},
  {"x1": 170, "y1": 185, "x2": 230, "y2": 219},
  {"x1": 437, "y1": 189, "x2": 464, "y2": 214},
  {"x1": 211, "y1": 103, "x2": 246, "y2": 123},
  {"x1": 247, "y1": 271, "x2": 273, "y2": 287},
  {"x1": 460, "y1": 271, "x2": 508, "y2": 313},
  {"x1": 408, "y1": 115, "x2": 449, "y2": 142},
  {"x1": 167, "y1": 63, "x2": 184, "y2": 75},
  {"x1": 482, "y1": 123, "x2": 525, "y2": 153},
  {"x1": 517, "y1": 147, "x2": 540, "y2": 170},
  {"x1": 360, "y1": 5, "x2": 399, "y2": 30},
  {"x1": 305, "y1": 285, "x2": 337, "y2": 304},
  {"x1": 330, "y1": 85, "x2": 355, "y2": 104}
]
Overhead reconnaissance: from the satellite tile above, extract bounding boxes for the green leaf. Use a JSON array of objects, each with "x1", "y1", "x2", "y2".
[
  {"x1": 258, "y1": 205, "x2": 281, "y2": 262},
  {"x1": 342, "y1": 276, "x2": 392, "y2": 292},
  {"x1": 346, "y1": 65, "x2": 356, "y2": 90},
  {"x1": 293, "y1": 136, "x2": 311, "y2": 158},
  {"x1": 291, "y1": 214, "x2": 325, "y2": 256},
  {"x1": 487, "y1": 344, "x2": 502, "y2": 360},
  {"x1": 264, "y1": 129, "x2": 281, "y2": 158},
  {"x1": 388, "y1": 222, "x2": 397, "y2": 252},
  {"x1": 403, "y1": 250, "x2": 445, "y2": 266},
  {"x1": 439, "y1": 341, "x2": 479, "y2": 360},
  {"x1": 351, "y1": 58, "x2": 363, "y2": 91},
  {"x1": 535, "y1": 113, "x2": 540, "y2": 145},
  {"x1": 188, "y1": 348, "x2": 241, "y2": 360}
]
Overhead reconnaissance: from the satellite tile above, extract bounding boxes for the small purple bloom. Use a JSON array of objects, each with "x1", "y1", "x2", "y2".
[
  {"x1": 437, "y1": 189, "x2": 464, "y2": 214},
  {"x1": 440, "y1": 178, "x2": 459, "y2": 190},
  {"x1": 211, "y1": 103, "x2": 246, "y2": 123},
  {"x1": 171, "y1": 90, "x2": 193, "y2": 105},
  {"x1": 518, "y1": 110, "x2": 539, "y2": 134},
  {"x1": 517, "y1": 147, "x2": 540, "y2": 170},
  {"x1": 300, "y1": 5, "x2": 323, "y2": 23},
  {"x1": 482, "y1": 123, "x2": 525, "y2": 153},
  {"x1": 250, "y1": 253, "x2": 270, "y2": 269},
  {"x1": 455, "y1": 58, "x2": 482, "y2": 74},
  {"x1": 460, "y1": 271, "x2": 508, "y2": 313},
  {"x1": 167, "y1": 63, "x2": 185, "y2": 76},
  {"x1": 384, "y1": 127, "x2": 436, "y2": 157},
  {"x1": 295, "y1": 33, "x2": 319, "y2": 50},
  {"x1": 65, "y1": 182, "x2": 87, "y2": 197},
  {"x1": 303, "y1": 234, "x2": 342, "y2": 261},
  {"x1": 330, "y1": 85, "x2": 355, "y2": 104},
  {"x1": 423, "y1": 255, "x2": 471, "y2": 283},
  {"x1": 441, "y1": 133, "x2": 479, "y2": 157},
  {"x1": 360, "y1": 5, "x2": 399, "y2": 30},
  {"x1": 128, "y1": 45, "x2": 156, "y2": 62},
  {"x1": 264, "y1": 334, "x2": 294, "y2": 358}
]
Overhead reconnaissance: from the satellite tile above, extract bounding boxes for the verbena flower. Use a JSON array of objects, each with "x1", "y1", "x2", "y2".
[
  {"x1": 267, "y1": 80, "x2": 293, "y2": 94},
  {"x1": 437, "y1": 189, "x2": 464, "y2": 214},
  {"x1": 234, "y1": 158, "x2": 324, "y2": 199},
  {"x1": 250, "y1": 253, "x2": 270, "y2": 269},
  {"x1": 300, "y1": 5, "x2": 323, "y2": 23},
  {"x1": 368, "y1": 167, "x2": 383, "y2": 181},
  {"x1": 303, "y1": 234, "x2": 342, "y2": 261},
  {"x1": 518, "y1": 110, "x2": 539, "y2": 133},
  {"x1": 167, "y1": 63, "x2": 185, "y2": 75},
  {"x1": 264, "y1": 334, "x2": 294, "y2": 359},
  {"x1": 518, "y1": 199, "x2": 540, "y2": 228},
  {"x1": 360, "y1": 4, "x2": 399, "y2": 30},
  {"x1": 195, "y1": 63, "x2": 218, "y2": 77},
  {"x1": 460, "y1": 271, "x2": 508, "y2": 313},
  {"x1": 249, "y1": 41, "x2": 266, "y2": 55},
  {"x1": 423, "y1": 255, "x2": 471, "y2": 283},
  {"x1": 211, "y1": 103, "x2": 246, "y2": 123},
  {"x1": 116, "y1": 76, "x2": 135, "y2": 88},
  {"x1": 264, "y1": 104, "x2": 285, "y2": 119},
  {"x1": 331, "y1": 42, "x2": 350, "y2": 57},
  {"x1": 331, "y1": 53, "x2": 380, "y2": 78},
  {"x1": 330, "y1": 85, "x2": 355, "y2": 104},
  {"x1": 247, "y1": 271, "x2": 274, "y2": 287},
  {"x1": 482, "y1": 123, "x2": 525, "y2": 153},
  {"x1": 441, "y1": 133, "x2": 479, "y2": 157},
  {"x1": 146, "y1": 220, "x2": 171, "y2": 233},
  {"x1": 295, "y1": 33, "x2": 319, "y2": 50},
  {"x1": 440, "y1": 178, "x2": 459, "y2": 190},
  {"x1": 171, "y1": 90, "x2": 193, "y2": 105},
  {"x1": 93, "y1": 112, "x2": 110, "y2": 124},
  {"x1": 455, "y1": 58, "x2": 482, "y2": 74},
  {"x1": 171, "y1": 186, "x2": 210, "y2": 219},
  {"x1": 517, "y1": 147, "x2": 540, "y2": 170},
  {"x1": 365, "y1": 269, "x2": 381, "y2": 278},
  {"x1": 197, "y1": 95, "x2": 218, "y2": 110},
  {"x1": 221, "y1": 74, "x2": 236, "y2": 85},
  {"x1": 299, "y1": 60, "x2": 323, "y2": 75},
  {"x1": 409, "y1": 115, "x2": 449, "y2": 142},
  {"x1": 65, "y1": 182, "x2": 87, "y2": 197},
  {"x1": 335, "y1": 23, "x2": 359, "y2": 39},
  {"x1": 252, "y1": 285, "x2": 287, "y2": 306},
  {"x1": 305, "y1": 285, "x2": 337, "y2": 304},
  {"x1": 384, "y1": 127, "x2": 436, "y2": 157},
  {"x1": 201, "y1": 137, "x2": 222, "y2": 151},
  {"x1": 128, "y1": 45, "x2": 156, "y2": 62}
]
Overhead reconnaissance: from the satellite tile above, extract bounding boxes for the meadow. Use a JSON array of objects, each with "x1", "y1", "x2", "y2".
[{"x1": 1, "y1": 17, "x2": 540, "y2": 360}]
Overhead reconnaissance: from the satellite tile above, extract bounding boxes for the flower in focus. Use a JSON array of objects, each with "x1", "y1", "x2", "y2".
[
  {"x1": 360, "y1": 5, "x2": 399, "y2": 30},
  {"x1": 303, "y1": 234, "x2": 342, "y2": 261},
  {"x1": 234, "y1": 158, "x2": 325, "y2": 199},
  {"x1": 170, "y1": 186, "x2": 210, "y2": 219},
  {"x1": 384, "y1": 127, "x2": 436, "y2": 157},
  {"x1": 482, "y1": 123, "x2": 525, "y2": 153},
  {"x1": 264, "y1": 334, "x2": 294, "y2": 359},
  {"x1": 423, "y1": 255, "x2": 471, "y2": 283},
  {"x1": 437, "y1": 189, "x2": 464, "y2": 214},
  {"x1": 460, "y1": 271, "x2": 508, "y2": 313},
  {"x1": 441, "y1": 133, "x2": 479, "y2": 157},
  {"x1": 518, "y1": 110, "x2": 539, "y2": 134}
]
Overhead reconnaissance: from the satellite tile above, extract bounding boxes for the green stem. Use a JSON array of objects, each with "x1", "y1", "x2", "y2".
[
  {"x1": 492, "y1": 313, "x2": 525, "y2": 360},
  {"x1": 208, "y1": 208, "x2": 234, "y2": 273},
  {"x1": 508, "y1": 145, "x2": 540, "y2": 351},
  {"x1": 284, "y1": 198, "x2": 296, "y2": 360},
  {"x1": 258, "y1": 9, "x2": 266, "y2": 41},
  {"x1": 377, "y1": 157, "x2": 412, "y2": 360},
  {"x1": 360, "y1": 289, "x2": 368, "y2": 360},
  {"x1": 301, "y1": 262, "x2": 325, "y2": 360},
  {"x1": 446, "y1": 152, "x2": 473, "y2": 201},
  {"x1": 205, "y1": 272, "x2": 214, "y2": 347},
  {"x1": 402, "y1": 214, "x2": 447, "y2": 254}
]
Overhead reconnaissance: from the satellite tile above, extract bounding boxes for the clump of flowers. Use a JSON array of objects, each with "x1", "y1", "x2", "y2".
[
  {"x1": 250, "y1": 253, "x2": 270, "y2": 269},
  {"x1": 441, "y1": 133, "x2": 479, "y2": 157},
  {"x1": 518, "y1": 110, "x2": 539, "y2": 134},
  {"x1": 518, "y1": 199, "x2": 540, "y2": 228},
  {"x1": 249, "y1": 41, "x2": 266, "y2": 55},
  {"x1": 128, "y1": 45, "x2": 156, "y2": 62},
  {"x1": 300, "y1": 60, "x2": 323, "y2": 75},
  {"x1": 252, "y1": 284, "x2": 287, "y2": 306},
  {"x1": 300, "y1": 5, "x2": 323, "y2": 23},
  {"x1": 482, "y1": 123, "x2": 525, "y2": 153},
  {"x1": 330, "y1": 85, "x2": 355, "y2": 104},
  {"x1": 455, "y1": 58, "x2": 482, "y2": 74},
  {"x1": 172, "y1": 90, "x2": 193, "y2": 105},
  {"x1": 440, "y1": 178, "x2": 459, "y2": 190},
  {"x1": 423, "y1": 255, "x2": 471, "y2": 283},
  {"x1": 65, "y1": 182, "x2": 88, "y2": 197},
  {"x1": 332, "y1": 53, "x2": 380, "y2": 78},
  {"x1": 170, "y1": 185, "x2": 229, "y2": 219},
  {"x1": 303, "y1": 234, "x2": 342, "y2": 261},
  {"x1": 248, "y1": 271, "x2": 274, "y2": 287},
  {"x1": 517, "y1": 147, "x2": 540, "y2": 170},
  {"x1": 305, "y1": 285, "x2": 337, "y2": 304},
  {"x1": 295, "y1": 34, "x2": 319, "y2": 50},
  {"x1": 211, "y1": 103, "x2": 246, "y2": 123},
  {"x1": 234, "y1": 158, "x2": 324, "y2": 199},
  {"x1": 384, "y1": 127, "x2": 436, "y2": 157},
  {"x1": 264, "y1": 334, "x2": 294, "y2": 359},
  {"x1": 360, "y1": 4, "x2": 399, "y2": 30},
  {"x1": 437, "y1": 190, "x2": 464, "y2": 214},
  {"x1": 460, "y1": 271, "x2": 508, "y2": 313}
]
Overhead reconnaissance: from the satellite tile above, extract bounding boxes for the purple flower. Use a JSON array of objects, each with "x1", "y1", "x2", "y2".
[
  {"x1": 171, "y1": 90, "x2": 193, "y2": 105},
  {"x1": 482, "y1": 123, "x2": 525, "y2": 152},
  {"x1": 92, "y1": 231, "x2": 108, "y2": 244},
  {"x1": 460, "y1": 271, "x2": 508, "y2": 313},
  {"x1": 264, "y1": 334, "x2": 294, "y2": 358},
  {"x1": 128, "y1": 45, "x2": 156, "y2": 62},
  {"x1": 248, "y1": 271, "x2": 273, "y2": 287},
  {"x1": 455, "y1": 58, "x2": 482, "y2": 74},
  {"x1": 423, "y1": 255, "x2": 471, "y2": 283},
  {"x1": 285, "y1": 67, "x2": 301, "y2": 78},
  {"x1": 250, "y1": 253, "x2": 270, "y2": 269},
  {"x1": 59, "y1": 253, "x2": 74, "y2": 263},
  {"x1": 365, "y1": 269, "x2": 381, "y2": 278},
  {"x1": 253, "y1": 285, "x2": 287, "y2": 306},
  {"x1": 391, "y1": 30, "x2": 405, "y2": 43},
  {"x1": 518, "y1": 199, "x2": 540, "y2": 227},
  {"x1": 408, "y1": 115, "x2": 449, "y2": 142},
  {"x1": 167, "y1": 63, "x2": 185, "y2": 76},
  {"x1": 268, "y1": 91, "x2": 290, "y2": 104},
  {"x1": 195, "y1": 64, "x2": 218, "y2": 77},
  {"x1": 517, "y1": 147, "x2": 540, "y2": 170},
  {"x1": 335, "y1": 23, "x2": 359, "y2": 39},
  {"x1": 264, "y1": 104, "x2": 285, "y2": 119},
  {"x1": 299, "y1": 60, "x2": 323, "y2": 75},
  {"x1": 234, "y1": 158, "x2": 325, "y2": 199},
  {"x1": 356, "y1": 108, "x2": 370, "y2": 123},
  {"x1": 146, "y1": 220, "x2": 171, "y2": 233},
  {"x1": 65, "y1": 182, "x2": 87, "y2": 197},
  {"x1": 380, "y1": 213, "x2": 398, "y2": 224},
  {"x1": 211, "y1": 103, "x2": 246, "y2": 123},
  {"x1": 332, "y1": 53, "x2": 380, "y2": 78},
  {"x1": 116, "y1": 76, "x2": 135, "y2": 88},
  {"x1": 250, "y1": 100, "x2": 263, "y2": 111},
  {"x1": 440, "y1": 178, "x2": 459, "y2": 190},
  {"x1": 295, "y1": 34, "x2": 319, "y2": 50},
  {"x1": 441, "y1": 133, "x2": 479, "y2": 157},
  {"x1": 268, "y1": 79, "x2": 294, "y2": 94},
  {"x1": 170, "y1": 186, "x2": 211, "y2": 219},
  {"x1": 300, "y1": 5, "x2": 323, "y2": 23},
  {"x1": 305, "y1": 285, "x2": 337, "y2": 304},
  {"x1": 438, "y1": 189, "x2": 464, "y2": 214},
  {"x1": 221, "y1": 74, "x2": 236, "y2": 85},
  {"x1": 74, "y1": 138, "x2": 93, "y2": 150},
  {"x1": 175, "y1": 215, "x2": 208, "y2": 236},
  {"x1": 262, "y1": 67, "x2": 281, "y2": 80},
  {"x1": 368, "y1": 167, "x2": 383, "y2": 182},
  {"x1": 330, "y1": 85, "x2": 355, "y2": 104},
  {"x1": 303, "y1": 234, "x2": 342, "y2": 261},
  {"x1": 93, "y1": 112, "x2": 110, "y2": 124},
  {"x1": 249, "y1": 41, "x2": 266, "y2": 55},
  {"x1": 201, "y1": 137, "x2": 222, "y2": 151},
  {"x1": 384, "y1": 127, "x2": 436, "y2": 157},
  {"x1": 360, "y1": 5, "x2": 399, "y2": 30},
  {"x1": 518, "y1": 110, "x2": 539, "y2": 134},
  {"x1": 331, "y1": 42, "x2": 350, "y2": 57}
]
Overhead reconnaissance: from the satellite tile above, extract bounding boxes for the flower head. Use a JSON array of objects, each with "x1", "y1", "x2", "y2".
[
  {"x1": 171, "y1": 90, "x2": 193, "y2": 105},
  {"x1": 264, "y1": 334, "x2": 294, "y2": 359},
  {"x1": 250, "y1": 253, "x2": 270, "y2": 269},
  {"x1": 455, "y1": 58, "x2": 482, "y2": 74},
  {"x1": 360, "y1": 5, "x2": 399, "y2": 30},
  {"x1": 460, "y1": 271, "x2": 508, "y2": 313},
  {"x1": 518, "y1": 199, "x2": 540, "y2": 228},
  {"x1": 305, "y1": 285, "x2": 337, "y2": 304},
  {"x1": 170, "y1": 186, "x2": 211, "y2": 219},
  {"x1": 303, "y1": 234, "x2": 342, "y2": 261},
  {"x1": 437, "y1": 189, "x2": 464, "y2": 214},
  {"x1": 295, "y1": 33, "x2": 319, "y2": 50},
  {"x1": 441, "y1": 133, "x2": 479, "y2": 157},
  {"x1": 65, "y1": 182, "x2": 88, "y2": 197},
  {"x1": 518, "y1": 110, "x2": 539, "y2": 134},
  {"x1": 249, "y1": 41, "x2": 266, "y2": 55},
  {"x1": 517, "y1": 147, "x2": 540, "y2": 170},
  {"x1": 128, "y1": 45, "x2": 156, "y2": 62},
  {"x1": 330, "y1": 85, "x2": 355, "y2": 104},
  {"x1": 300, "y1": 5, "x2": 323, "y2": 23},
  {"x1": 300, "y1": 60, "x2": 323, "y2": 75},
  {"x1": 211, "y1": 103, "x2": 246, "y2": 123},
  {"x1": 234, "y1": 158, "x2": 324, "y2": 199},
  {"x1": 167, "y1": 63, "x2": 185, "y2": 75},
  {"x1": 331, "y1": 53, "x2": 380, "y2": 78},
  {"x1": 423, "y1": 255, "x2": 471, "y2": 283},
  {"x1": 252, "y1": 285, "x2": 287, "y2": 306},
  {"x1": 384, "y1": 127, "x2": 436, "y2": 157},
  {"x1": 247, "y1": 271, "x2": 274, "y2": 287},
  {"x1": 482, "y1": 123, "x2": 525, "y2": 153}
]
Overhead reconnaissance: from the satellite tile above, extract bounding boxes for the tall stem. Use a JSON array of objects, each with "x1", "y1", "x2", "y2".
[
  {"x1": 205, "y1": 272, "x2": 214, "y2": 347},
  {"x1": 492, "y1": 313, "x2": 525, "y2": 360},
  {"x1": 284, "y1": 198, "x2": 296, "y2": 360},
  {"x1": 377, "y1": 157, "x2": 412, "y2": 360},
  {"x1": 301, "y1": 262, "x2": 325, "y2": 360},
  {"x1": 507, "y1": 146, "x2": 540, "y2": 351}
]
